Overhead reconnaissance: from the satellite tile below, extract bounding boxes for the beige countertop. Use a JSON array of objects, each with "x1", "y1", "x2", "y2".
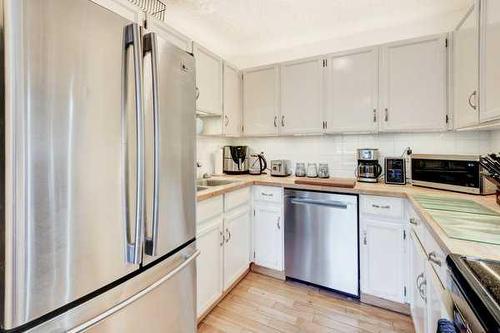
[{"x1": 197, "y1": 174, "x2": 500, "y2": 261}]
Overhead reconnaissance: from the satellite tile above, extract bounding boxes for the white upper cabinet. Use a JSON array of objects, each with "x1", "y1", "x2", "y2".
[
  {"x1": 194, "y1": 43, "x2": 223, "y2": 115},
  {"x1": 380, "y1": 35, "x2": 448, "y2": 132},
  {"x1": 280, "y1": 58, "x2": 323, "y2": 135},
  {"x1": 243, "y1": 66, "x2": 280, "y2": 136},
  {"x1": 145, "y1": 15, "x2": 192, "y2": 52},
  {"x1": 480, "y1": 0, "x2": 500, "y2": 122},
  {"x1": 325, "y1": 48, "x2": 379, "y2": 133},
  {"x1": 453, "y1": 4, "x2": 480, "y2": 128},
  {"x1": 223, "y1": 64, "x2": 242, "y2": 137}
]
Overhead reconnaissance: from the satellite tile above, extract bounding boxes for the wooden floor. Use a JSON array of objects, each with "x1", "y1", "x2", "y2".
[{"x1": 198, "y1": 272, "x2": 415, "y2": 333}]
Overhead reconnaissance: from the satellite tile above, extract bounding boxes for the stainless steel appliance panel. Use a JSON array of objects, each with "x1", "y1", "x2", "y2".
[
  {"x1": 27, "y1": 244, "x2": 199, "y2": 333},
  {"x1": 284, "y1": 190, "x2": 359, "y2": 296},
  {"x1": 142, "y1": 32, "x2": 196, "y2": 264},
  {"x1": 4, "y1": 0, "x2": 142, "y2": 328}
]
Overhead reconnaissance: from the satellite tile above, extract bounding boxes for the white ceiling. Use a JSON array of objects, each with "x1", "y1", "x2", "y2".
[{"x1": 165, "y1": 0, "x2": 473, "y2": 68}]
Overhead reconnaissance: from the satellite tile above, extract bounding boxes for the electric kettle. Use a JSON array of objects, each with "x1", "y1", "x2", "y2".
[{"x1": 249, "y1": 153, "x2": 267, "y2": 175}]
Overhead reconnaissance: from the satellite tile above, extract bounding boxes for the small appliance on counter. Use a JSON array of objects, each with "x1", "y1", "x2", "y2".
[
  {"x1": 412, "y1": 154, "x2": 496, "y2": 195},
  {"x1": 223, "y1": 145, "x2": 249, "y2": 174},
  {"x1": 356, "y1": 148, "x2": 382, "y2": 183},
  {"x1": 270, "y1": 160, "x2": 292, "y2": 177},
  {"x1": 480, "y1": 153, "x2": 500, "y2": 205},
  {"x1": 249, "y1": 152, "x2": 267, "y2": 175},
  {"x1": 384, "y1": 157, "x2": 406, "y2": 185}
]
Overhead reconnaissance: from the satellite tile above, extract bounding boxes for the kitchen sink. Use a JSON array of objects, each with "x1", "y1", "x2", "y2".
[
  {"x1": 196, "y1": 179, "x2": 239, "y2": 187},
  {"x1": 196, "y1": 186, "x2": 208, "y2": 192}
]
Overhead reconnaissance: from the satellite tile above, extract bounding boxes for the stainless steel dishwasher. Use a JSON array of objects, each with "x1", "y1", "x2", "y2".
[{"x1": 284, "y1": 189, "x2": 359, "y2": 296}]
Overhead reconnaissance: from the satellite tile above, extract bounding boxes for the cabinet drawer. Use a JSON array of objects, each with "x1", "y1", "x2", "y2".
[
  {"x1": 197, "y1": 196, "x2": 223, "y2": 223},
  {"x1": 422, "y1": 228, "x2": 448, "y2": 287},
  {"x1": 253, "y1": 185, "x2": 283, "y2": 204},
  {"x1": 225, "y1": 187, "x2": 251, "y2": 212},
  {"x1": 361, "y1": 195, "x2": 404, "y2": 219}
]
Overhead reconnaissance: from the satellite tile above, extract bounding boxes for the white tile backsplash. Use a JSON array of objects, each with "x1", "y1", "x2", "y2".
[
  {"x1": 492, "y1": 130, "x2": 500, "y2": 152},
  {"x1": 197, "y1": 131, "x2": 494, "y2": 178}
]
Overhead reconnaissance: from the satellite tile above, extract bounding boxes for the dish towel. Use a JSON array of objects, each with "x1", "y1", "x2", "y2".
[{"x1": 436, "y1": 319, "x2": 457, "y2": 333}]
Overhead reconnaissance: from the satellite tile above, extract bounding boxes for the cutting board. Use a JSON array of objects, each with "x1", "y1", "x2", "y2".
[{"x1": 295, "y1": 177, "x2": 356, "y2": 188}]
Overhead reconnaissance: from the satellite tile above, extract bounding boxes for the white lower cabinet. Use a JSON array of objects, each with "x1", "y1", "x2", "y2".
[
  {"x1": 196, "y1": 190, "x2": 251, "y2": 319},
  {"x1": 410, "y1": 231, "x2": 427, "y2": 333},
  {"x1": 409, "y1": 211, "x2": 452, "y2": 333},
  {"x1": 223, "y1": 206, "x2": 251, "y2": 289},
  {"x1": 360, "y1": 195, "x2": 408, "y2": 304},
  {"x1": 361, "y1": 218, "x2": 406, "y2": 303},
  {"x1": 196, "y1": 217, "x2": 223, "y2": 317},
  {"x1": 252, "y1": 186, "x2": 284, "y2": 271}
]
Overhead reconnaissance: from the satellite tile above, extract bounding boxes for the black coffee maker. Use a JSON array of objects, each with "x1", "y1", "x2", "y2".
[{"x1": 223, "y1": 146, "x2": 249, "y2": 174}]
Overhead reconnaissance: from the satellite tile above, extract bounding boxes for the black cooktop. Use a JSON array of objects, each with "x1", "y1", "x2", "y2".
[{"x1": 448, "y1": 254, "x2": 500, "y2": 332}]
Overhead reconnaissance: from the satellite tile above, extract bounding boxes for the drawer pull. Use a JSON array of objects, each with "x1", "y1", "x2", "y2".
[
  {"x1": 276, "y1": 217, "x2": 281, "y2": 230},
  {"x1": 372, "y1": 204, "x2": 390, "y2": 209},
  {"x1": 261, "y1": 192, "x2": 273, "y2": 197},
  {"x1": 428, "y1": 251, "x2": 442, "y2": 267},
  {"x1": 409, "y1": 217, "x2": 418, "y2": 225}
]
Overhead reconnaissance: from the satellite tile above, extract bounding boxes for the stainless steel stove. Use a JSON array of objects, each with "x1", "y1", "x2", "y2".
[{"x1": 447, "y1": 254, "x2": 500, "y2": 332}]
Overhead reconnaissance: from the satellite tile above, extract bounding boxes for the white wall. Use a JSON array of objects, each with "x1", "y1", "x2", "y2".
[
  {"x1": 197, "y1": 131, "x2": 492, "y2": 178},
  {"x1": 197, "y1": 136, "x2": 231, "y2": 176},
  {"x1": 492, "y1": 130, "x2": 500, "y2": 152}
]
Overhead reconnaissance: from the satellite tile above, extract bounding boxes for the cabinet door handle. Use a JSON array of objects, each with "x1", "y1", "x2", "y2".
[
  {"x1": 428, "y1": 251, "x2": 442, "y2": 267},
  {"x1": 219, "y1": 230, "x2": 224, "y2": 246},
  {"x1": 276, "y1": 217, "x2": 281, "y2": 230},
  {"x1": 225, "y1": 228, "x2": 231, "y2": 243},
  {"x1": 281, "y1": 115, "x2": 285, "y2": 127},
  {"x1": 384, "y1": 108, "x2": 389, "y2": 122},
  {"x1": 372, "y1": 204, "x2": 390, "y2": 209},
  {"x1": 373, "y1": 109, "x2": 377, "y2": 122},
  {"x1": 195, "y1": 86, "x2": 200, "y2": 100},
  {"x1": 363, "y1": 231, "x2": 367, "y2": 245},
  {"x1": 468, "y1": 90, "x2": 477, "y2": 110},
  {"x1": 273, "y1": 116, "x2": 278, "y2": 127},
  {"x1": 224, "y1": 115, "x2": 229, "y2": 127},
  {"x1": 409, "y1": 217, "x2": 418, "y2": 226}
]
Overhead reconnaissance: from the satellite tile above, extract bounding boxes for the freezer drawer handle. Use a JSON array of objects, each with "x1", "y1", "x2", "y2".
[
  {"x1": 123, "y1": 23, "x2": 145, "y2": 265},
  {"x1": 290, "y1": 198, "x2": 348, "y2": 209},
  {"x1": 143, "y1": 32, "x2": 160, "y2": 257},
  {"x1": 68, "y1": 250, "x2": 200, "y2": 333}
]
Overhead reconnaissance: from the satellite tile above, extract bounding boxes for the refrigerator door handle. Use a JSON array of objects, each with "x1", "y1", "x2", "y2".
[
  {"x1": 123, "y1": 23, "x2": 145, "y2": 265},
  {"x1": 143, "y1": 32, "x2": 160, "y2": 257},
  {"x1": 67, "y1": 250, "x2": 201, "y2": 333}
]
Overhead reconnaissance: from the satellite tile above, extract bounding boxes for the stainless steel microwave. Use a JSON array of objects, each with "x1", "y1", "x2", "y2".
[{"x1": 411, "y1": 154, "x2": 496, "y2": 195}]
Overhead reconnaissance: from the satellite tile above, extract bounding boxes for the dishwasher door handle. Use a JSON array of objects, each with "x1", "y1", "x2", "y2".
[{"x1": 289, "y1": 198, "x2": 348, "y2": 209}]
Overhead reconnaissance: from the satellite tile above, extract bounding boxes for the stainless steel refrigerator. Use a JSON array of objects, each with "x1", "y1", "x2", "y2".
[{"x1": 0, "y1": 0, "x2": 198, "y2": 331}]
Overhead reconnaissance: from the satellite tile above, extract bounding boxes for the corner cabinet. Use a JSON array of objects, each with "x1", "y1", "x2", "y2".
[
  {"x1": 194, "y1": 43, "x2": 223, "y2": 115},
  {"x1": 279, "y1": 58, "x2": 324, "y2": 135},
  {"x1": 380, "y1": 35, "x2": 448, "y2": 132},
  {"x1": 223, "y1": 64, "x2": 242, "y2": 137},
  {"x1": 453, "y1": 4, "x2": 480, "y2": 128},
  {"x1": 242, "y1": 66, "x2": 280, "y2": 136},
  {"x1": 324, "y1": 47, "x2": 379, "y2": 133}
]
